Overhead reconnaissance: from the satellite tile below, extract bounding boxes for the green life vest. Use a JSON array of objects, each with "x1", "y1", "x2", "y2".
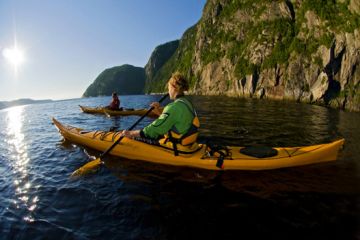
[{"x1": 163, "y1": 98, "x2": 200, "y2": 155}]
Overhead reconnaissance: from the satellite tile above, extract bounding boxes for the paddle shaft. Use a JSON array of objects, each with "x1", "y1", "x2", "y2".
[{"x1": 99, "y1": 94, "x2": 169, "y2": 159}]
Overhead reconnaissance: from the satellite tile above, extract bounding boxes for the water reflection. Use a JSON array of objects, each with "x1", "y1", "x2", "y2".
[{"x1": 5, "y1": 106, "x2": 37, "y2": 222}]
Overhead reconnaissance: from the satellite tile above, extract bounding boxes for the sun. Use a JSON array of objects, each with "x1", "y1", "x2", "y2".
[{"x1": 2, "y1": 47, "x2": 25, "y2": 67}]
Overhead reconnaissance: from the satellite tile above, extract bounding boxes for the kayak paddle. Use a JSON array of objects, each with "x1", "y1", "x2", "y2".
[{"x1": 70, "y1": 94, "x2": 169, "y2": 177}]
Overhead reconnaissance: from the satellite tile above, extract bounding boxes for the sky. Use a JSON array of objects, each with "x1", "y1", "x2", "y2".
[{"x1": 0, "y1": 0, "x2": 206, "y2": 101}]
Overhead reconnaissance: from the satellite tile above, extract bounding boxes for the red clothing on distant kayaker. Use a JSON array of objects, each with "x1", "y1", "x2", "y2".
[{"x1": 108, "y1": 92, "x2": 120, "y2": 110}]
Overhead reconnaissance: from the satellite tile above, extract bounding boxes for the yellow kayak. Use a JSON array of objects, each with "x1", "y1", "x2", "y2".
[
  {"x1": 52, "y1": 118, "x2": 345, "y2": 171},
  {"x1": 79, "y1": 105, "x2": 159, "y2": 117}
]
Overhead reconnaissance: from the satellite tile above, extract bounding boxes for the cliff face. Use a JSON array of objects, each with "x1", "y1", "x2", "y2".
[
  {"x1": 83, "y1": 65, "x2": 145, "y2": 97},
  {"x1": 145, "y1": 0, "x2": 360, "y2": 111},
  {"x1": 144, "y1": 40, "x2": 179, "y2": 92}
]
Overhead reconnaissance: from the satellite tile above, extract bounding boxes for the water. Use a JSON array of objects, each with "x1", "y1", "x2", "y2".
[{"x1": 0, "y1": 95, "x2": 359, "y2": 239}]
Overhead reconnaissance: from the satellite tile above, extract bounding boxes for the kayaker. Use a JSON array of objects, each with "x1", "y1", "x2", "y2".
[
  {"x1": 107, "y1": 92, "x2": 122, "y2": 110},
  {"x1": 121, "y1": 72, "x2": 200, "y2": 155}
]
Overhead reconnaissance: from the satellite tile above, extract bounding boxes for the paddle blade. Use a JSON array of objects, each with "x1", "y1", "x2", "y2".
[{"x1": 70, "y1": 158, "x2": 102, "y2": 178}]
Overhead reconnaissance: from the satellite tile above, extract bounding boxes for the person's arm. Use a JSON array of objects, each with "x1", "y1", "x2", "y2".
[
  {"x1": 121, "y1": 103, "x2": 177, "y2": 139},
  {"x1": 120, "y1": 110, "x2": 175, "y2": 139},
  {"x1": 141, "y1": 104, "x2": 178, "y2": 139}
]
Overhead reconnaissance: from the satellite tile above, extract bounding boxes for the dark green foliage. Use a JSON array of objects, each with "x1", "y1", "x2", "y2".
[
  {"x1": 176, "y1": 26, "x2": 197, "y2": 73},
  {"x1": 262, "y1": 19, "x2": 295, "y2": 69},
  {"x1": 343, "y1": 81, "x2": 360, "y2": 97},
  {"x1": 235, "y1": 57, "x2": 258, "y2": 77},
  {"x1": 83, "y1": 65, "x2": 145, "y2": 97},
  {"x1": 145, "y1": 25, "x2": 198, "y2": 93},
  {"x1": 302, "y1": 83, "x2": 310, "y2": 92},
  {"x1": 301, "y1": 0, "x2": 360, "y2": 32},
  {"x1": 145, "y1": 40, "x2": 179, "y2": 81},
  {"x1": 220, "y1": 0, "x2": 266, "y2": 18},
  {"x1": 313, "y1": 56, "x2": 323, "y2": 68}
]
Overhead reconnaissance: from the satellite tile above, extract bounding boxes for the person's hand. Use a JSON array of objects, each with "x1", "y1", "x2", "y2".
[
  {"x1": 150, "y1": 102, "x2": 160, "y2": 109},
  {"x1": 121, "y1": 130, "x2": 132, "y2": 138},
  {"x1": 121, "y1": 130, "x2": 140, "y2": 138},
  {"x1": 150, "y1": 102, "x2": 162, "y2": 116}
]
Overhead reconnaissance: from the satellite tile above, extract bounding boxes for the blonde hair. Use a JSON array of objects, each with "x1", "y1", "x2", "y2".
[{"x1": 168, "y1": 72, "x2": 189, "y2": 92}]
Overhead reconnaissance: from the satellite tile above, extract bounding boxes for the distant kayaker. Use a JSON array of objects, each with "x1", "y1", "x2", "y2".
[
  {"x1": 107, "y1": 92, "x2": 122, "y2": 110},
  {"x1": 121, "y1": 72, "x2": 200, "y2": 155}
]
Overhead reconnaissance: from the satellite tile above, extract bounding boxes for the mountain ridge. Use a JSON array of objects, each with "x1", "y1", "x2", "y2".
[
  {"x1": 0, "y1": 98, "x2": 53, "y2": 110},
  {"x1": 82, "y1": 64, "x2": 146, "y2": 97}
]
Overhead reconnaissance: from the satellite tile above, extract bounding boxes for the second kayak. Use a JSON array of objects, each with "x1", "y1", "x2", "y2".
[
  {"x1": 79, "y1": 105, "x2": 159, "y2": 117},
  {"x1": 103, "y1": 108, "x2": 160, "y2": 117}
]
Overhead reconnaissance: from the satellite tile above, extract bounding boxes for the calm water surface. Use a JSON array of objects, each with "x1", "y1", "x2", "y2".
[{"x1": 0, "y1": 95, "x2": 359, "y2": 239}]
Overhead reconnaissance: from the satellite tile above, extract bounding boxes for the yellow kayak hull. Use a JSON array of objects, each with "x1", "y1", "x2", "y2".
[
  {"x1": 103, "y1": 108, "x2": 159, "y2": 117},
  {"x1": 52, "y1": 118, "x2": 344, "y2": 171}
]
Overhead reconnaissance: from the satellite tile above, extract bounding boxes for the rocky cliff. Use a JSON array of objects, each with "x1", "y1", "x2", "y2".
[
  {"x1": 145, "y1": 0, "x2": 360, "y2": 111},
  {"x1": 144, "y1": 40, "x2": 179, "y2": 92}
]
